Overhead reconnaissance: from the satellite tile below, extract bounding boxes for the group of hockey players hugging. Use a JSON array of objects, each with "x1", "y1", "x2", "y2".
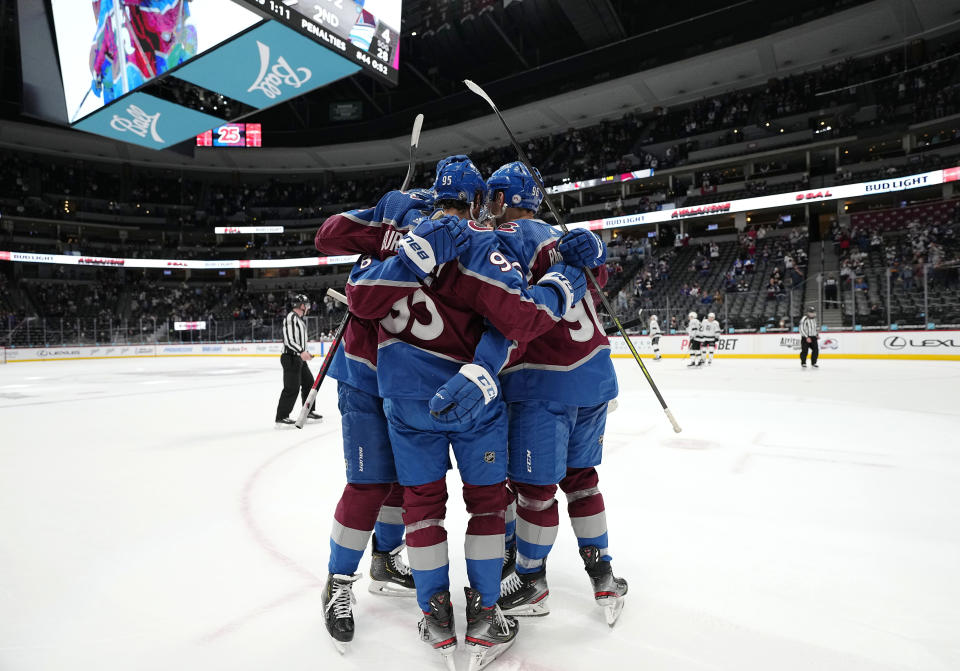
[{"x1": 312, "y1": 156, "x2": 627, "y2": 671}]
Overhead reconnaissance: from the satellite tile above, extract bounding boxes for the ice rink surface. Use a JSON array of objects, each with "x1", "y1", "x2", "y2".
[{"x1": 1, "y1": 355, "x2": 959, "y2": 671}]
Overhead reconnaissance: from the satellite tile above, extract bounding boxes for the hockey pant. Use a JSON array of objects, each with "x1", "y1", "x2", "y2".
[
  {"x1": 383, "y1": 396, "x2": 509, "y2": 611},
  {"x1": 651, "y1": 335, "x2": 661, "y2": 358},
  {"x1": 328, "y1": 383, "x2": 405, "y2": 575},
  {"x1": 688, "y1": 339, "x2": 702, "y2": 364},
  {"x1": 703, "y1": 338, "x2": 716, "y2": 362}
]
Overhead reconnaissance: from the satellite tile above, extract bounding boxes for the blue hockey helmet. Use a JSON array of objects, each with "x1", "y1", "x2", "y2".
[
  {"x1": 433, "y1": 155, "x2": 488, "y2": 205},
  {"x1": 487, "y1": 162, "x2": 543, "y2": 212}
]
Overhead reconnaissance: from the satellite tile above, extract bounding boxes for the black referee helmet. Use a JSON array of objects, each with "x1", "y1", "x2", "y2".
[{"x1": 293, "y1": 293, "x2": 310, "y2": 308}]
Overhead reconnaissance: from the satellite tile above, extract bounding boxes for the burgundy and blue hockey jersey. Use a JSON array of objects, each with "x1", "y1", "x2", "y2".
[
  {"x1": 483, "y1": 218, "x2": 619, "y2": 406},
  {"x1": 346, "y1": 221, "x2": 566, "y2": 401},
  {"x1": 314, "y1": 198, "x2": 431, "y2": 395}
]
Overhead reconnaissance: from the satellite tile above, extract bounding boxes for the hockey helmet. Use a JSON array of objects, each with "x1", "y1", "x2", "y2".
[
  {"x1": 707, "y1": 312, "x2": 715, "y2": 319},
  {"x1": 807, "y1": 306, "x2": 816, "y2": 314},
  {"x1": 487, "y1": 161, "x2": 544, "y2": 212},
  {"x1": 649, "y1": 314, "x2": 658, "y2": 321},
  {"x1": 293, "y1": 293, "x2": 310, "y2": 307},
  {"x1": 433, "y1": 155, "x2": 487, "y2": 206},
  {"x1": 688, "y1": 311, "x2": 697, "y2": 320}
]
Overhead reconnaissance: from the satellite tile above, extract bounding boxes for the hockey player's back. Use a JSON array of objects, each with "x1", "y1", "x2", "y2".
[{"x1": 496, "y1": 218, "x2": 618, "y2": 406}]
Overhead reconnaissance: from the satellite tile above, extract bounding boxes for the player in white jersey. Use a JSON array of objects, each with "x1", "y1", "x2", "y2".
[
  {"x1": 686, "y1": 311, "x2": 702, "y2": 367},
  {"x1": 648, "y1": 313, "x2": 662, "y2": 360},
  {"x1": 700, "y1": 312, "x2": 722, "y2": 365}
]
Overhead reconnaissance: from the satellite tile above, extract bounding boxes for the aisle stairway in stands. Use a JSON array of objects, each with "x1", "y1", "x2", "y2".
[{"x1": 819, "y1": 242, "x2": 844, "y2": 329}]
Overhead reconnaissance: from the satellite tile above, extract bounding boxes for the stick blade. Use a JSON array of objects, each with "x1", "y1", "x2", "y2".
[
  {"x1": 665, "y1": 407, "x2": 682, "y2": 433},
  {"x1": 325, "y1": 288, "x2": 348, "y2": 306},
  {"x1": 410, "y1": 113, "x2": 424, "y2": 148},
  {"x1": 463, "y1": 79, "x2": 494, "y2": 107}
]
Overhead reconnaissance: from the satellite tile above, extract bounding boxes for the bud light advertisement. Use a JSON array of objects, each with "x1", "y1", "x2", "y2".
[
  {"x1": 73, "y1": 92, "x2": 225, "y2": 149},
  {"x1": 171, "y1": 20, "x2": 361, "y2": 109}
]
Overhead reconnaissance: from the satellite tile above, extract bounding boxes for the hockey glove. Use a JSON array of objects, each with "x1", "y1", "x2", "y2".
[
  {"x1": 429, "y1": 363, "x2": 499, "y2": 424},
  {"x1": 558, "y1": 229, "x2": 607, "y2": 268},
  {"x1": 373, "y1": 189, "x2": 434, "y2": 226},
  {"x1": 538, "y1": 263, "x2": 587, "y2": 315},
  {"x1": 396, "y1": 215, "x2": 470, "y2": 280}
]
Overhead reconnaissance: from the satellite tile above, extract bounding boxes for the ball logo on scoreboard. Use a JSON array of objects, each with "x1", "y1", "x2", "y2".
[
  {"x1": 248, "y1": 41, "x2": 312, "y2": 100},
  {"x1": 110, "y1": 104, "x2": 164, "y2": 144}
]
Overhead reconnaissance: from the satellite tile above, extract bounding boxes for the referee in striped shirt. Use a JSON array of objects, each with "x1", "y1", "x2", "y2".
[
  {"x1": 799, "y1": 306, "x2": 819, "y2": 369},
  {"x1": 276, "y1": 294, "x2": 322, "y2": 425}
]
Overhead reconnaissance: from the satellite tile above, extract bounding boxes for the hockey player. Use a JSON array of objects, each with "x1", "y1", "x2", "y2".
[
  {"x1": 346, "y1": 157, "x2": 586, "y2": 671},
  {"x1": 313, "y1": 186, "x2": 441, "y2": 652},
  {"x1": 432, "y1": 162, "x2": 628, "y2": 626},
  {"x1": 700, "y1": 312, "x2": 722, "y2": 365},
  {"x1": 686, "y1": 311, "x2": 702, "y2": 367},
  {"x1": 649, "y1": 313, "x2": 662, "y2": 360}
]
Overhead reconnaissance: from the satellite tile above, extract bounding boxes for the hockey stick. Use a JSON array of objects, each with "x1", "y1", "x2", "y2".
[
  {"x1": 463, "y1": 80, "x2": 682, "y2": 433},
  {"x1": 295, "y1": 289, "x2": 349, "y2": 429},
  {"x1": 604, "y1": 317, "x2": 644, "y2": 335},
  {"x1": 401, "y1": 113, "x2": 424, "y2": 191},
  {"x1": 296, "y1": 115, "x2": 425, "y2": 428}
]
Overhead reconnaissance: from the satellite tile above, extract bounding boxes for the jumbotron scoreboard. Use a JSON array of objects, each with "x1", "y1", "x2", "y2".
[
  {"x1": 18, "y1": 0, "x2": 401, "y2": 151},
  {"x1": 237, "y1": 0, "x2": 400, "y2": 83}
]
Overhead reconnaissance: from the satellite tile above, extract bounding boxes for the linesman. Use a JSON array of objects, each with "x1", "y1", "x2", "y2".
[{"x1": 276, "y1": 293, "x2": 322, "y2": 425}]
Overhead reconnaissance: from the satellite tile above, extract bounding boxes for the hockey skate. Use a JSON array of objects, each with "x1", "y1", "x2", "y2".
[
  {"x1": 579, "y1": 546, "x2": 628, "y2": 627},
  {"x1": 368, "y1": 534, "x2": 416, "y2": 596},
  {"x1": 418, "y1": 590, "x2": 457, "y2": 671},
  {"x1": 465, "y1": 587, "x2": 518, "y2": 671},
  {"x1": 498, "y1": 567, "x2": 549, "y2": 617},
  {"x1": 322, "y1": 573, "x2": 360, "y2": 654}
]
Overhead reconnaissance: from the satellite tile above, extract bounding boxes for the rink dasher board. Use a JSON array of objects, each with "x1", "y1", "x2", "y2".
[
  {"x1": 2, "y1": 331, "x2": 959, "y2": 362},
  {"x1": 606, "y1": 330, "x2": 960, "y2": 361},
  {"x1": 0, "y1": 343, "x2": 328, "y2": 363}
]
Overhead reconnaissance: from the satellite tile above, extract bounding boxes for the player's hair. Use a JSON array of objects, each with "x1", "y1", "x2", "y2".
[{"x1": 436, "y1": 197, "x2": 470, "y2": 213}]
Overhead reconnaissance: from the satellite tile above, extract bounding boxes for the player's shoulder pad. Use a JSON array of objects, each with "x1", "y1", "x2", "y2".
[
  {"x1": 512, "y1": 218, "x2": 559, "y2": 241},
  {"x1": 457, "y1": 221, "x2": 524, "y2": 274}
]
